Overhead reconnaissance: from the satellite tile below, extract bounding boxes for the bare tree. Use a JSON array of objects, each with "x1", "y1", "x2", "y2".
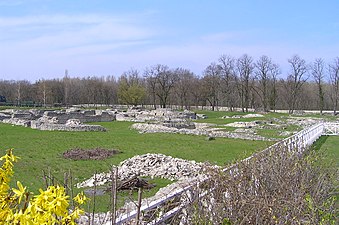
[
  {"x1": 101, "y1": 76, "x2": 118, "y2": 105},
  {"x1": 201, "y1": 63, "x2": 221, "y2": 111},
  {"x1": 284, "y1": 55, "x2": 308, "y2": 114},
  {"x1": 190, "y1": 76, "x2": 205, "y2": 109},
  {"x1": 0, "y1": 80, "x2": 16, "y2": 102},
  {"x1": 144, "y1": 65, "x2": 177, "y2": 108},
  {"x1": 35, "y1": 79, "x2": 50, "y2": 107},
  {"x1": 16, "y1": 81, "x2": 21, "y2": 106},
  {"x1": 254, "y1": 55, "x2": 280, "y2": 111},
  {"x1": 68, "y1": 77, "x2": 83, "y2": 105},
  {"x1": 85, "y1": 77, "x2": 102, "y2": 106},
  {"x1": 15, "y1": 80, "x2": 32, "y2": 106},
  {"x1": 144, "y1": 66, "x2": 161, "y2": 109},
  {"x1": 329, "y1": 57, "x2": 339, "y2": 115},
  {"x1": 311, "y1": 58, "x2": 325, "y2": 114},
  {"x1": 268, "y1": 63, "x2": 280, "y2": 112},
  {"x1": 48, "y1": 79, "x2": 64, "y2": 105},
  {"x1": 218, "y1": 55, "x2": 237, "y2": 111},
  {"x1": 156, "y1": 68, "x2": 178, "y2": 108},
  {"x1": 236, "y1": 54, "x2": 254, "y2": 112},
  {"x1": 173, "y1": 68, "x2": 195, "y2": 110}
]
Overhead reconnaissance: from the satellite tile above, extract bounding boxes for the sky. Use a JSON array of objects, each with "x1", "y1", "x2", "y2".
[{"x1": 0, "y1": 0, "x2": 338, "y2": 81}]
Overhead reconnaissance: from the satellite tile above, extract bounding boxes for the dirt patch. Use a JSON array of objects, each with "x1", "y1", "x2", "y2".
[{"x1": 63, "y1": 147, "x2": 120, "y2": 160}]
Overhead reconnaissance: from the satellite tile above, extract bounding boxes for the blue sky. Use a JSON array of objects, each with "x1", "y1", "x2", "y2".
[{"x1": 0, "y1": 0, "x2": 338, "y2": 81}]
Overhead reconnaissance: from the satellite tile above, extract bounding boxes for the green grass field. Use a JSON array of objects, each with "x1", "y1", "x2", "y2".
[
  {"x1": 317, "y1": 135, "x2": 339, "y2": 167},
  {"x1": 0, "y1": 121, "x2": 271, "y2": 186},
  {"x1": 0, "y1": 115, "x2": 272, "y2": 211},
  {"x1": 314, "y1": 135, "x2": 339, "y2": 209}
]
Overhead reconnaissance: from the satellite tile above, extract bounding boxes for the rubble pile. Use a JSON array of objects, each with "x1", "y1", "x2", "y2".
[{"x1": 76, "y1": 153, "x2": 206, "y2": 188}]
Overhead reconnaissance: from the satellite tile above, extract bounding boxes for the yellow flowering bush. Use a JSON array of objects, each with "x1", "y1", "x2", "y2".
[{"x1": 0, "y1": 149, "x2": 87, "y2": 224}]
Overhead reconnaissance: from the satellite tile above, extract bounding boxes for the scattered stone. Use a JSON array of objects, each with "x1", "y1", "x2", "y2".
[
  {"x1": 222, "y1": 113, "x2": 264, "y2": 119},
  {"x1": 242, "y1": 113, "x2": 264, "y2": 118},
  {"x1": 37, "y1": 115, "x2": 59, "y2": 124},
  {"x1": 196, "y1": 114, "x2": 208, "y2": 119},
  {"x1": 162, "y1": 119, "x2": 195, "y2": 129},
  {"x1": 233, "y1": 128, "x2": 256, "y2": 134},
  {"x1": 225, "y1": 121, "x2": 260, "y2": 128},
  {"x1": 279, "y1": 131, "x2": 292, "y2": 137},
  {"x1": 65, "y1": 119, "x2": 81, "y2": 126},
  {"x1": 2, "y1": 118, "x2": 31, "y2": 127}
]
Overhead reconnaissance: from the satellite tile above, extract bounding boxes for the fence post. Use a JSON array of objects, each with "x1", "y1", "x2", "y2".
[
  {"x1": 111, "y1": 166, "x2": 118, "y2": 225},
  {"x1": 135, "y1": 188, "x2": 143, "y2": 225}
]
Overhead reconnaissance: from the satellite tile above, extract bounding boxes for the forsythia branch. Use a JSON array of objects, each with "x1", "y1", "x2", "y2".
[{"x1": 0, "y1": 149, "x2": 87, "y2": 224}]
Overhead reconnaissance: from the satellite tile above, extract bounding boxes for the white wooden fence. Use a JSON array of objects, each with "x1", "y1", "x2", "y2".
[{"x1": 111, "y1": 122, "x2": 338, "y2": 225}]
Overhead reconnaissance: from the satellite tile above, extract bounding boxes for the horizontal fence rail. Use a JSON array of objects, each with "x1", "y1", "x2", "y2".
[{"x1": 112, "y1": 122, "x2": 338, "y2": 225}]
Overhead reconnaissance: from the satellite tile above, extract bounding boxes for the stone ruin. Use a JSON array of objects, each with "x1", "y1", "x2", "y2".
[
  {"x1": 0, "y1": 106, "x2": 324, "y2": 139},
  {"x1": 0, "y1": 108, "x2": 116, "y2": 132},
  {"x1": 0, "y1": 107, "x2": 198, "y2": 132},
  {"x1": 116, "y1": 108, "x2": 197, "y2": 122}
]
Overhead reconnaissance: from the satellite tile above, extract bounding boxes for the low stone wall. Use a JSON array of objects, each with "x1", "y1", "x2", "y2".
[
  {"x1": 2, "y1": 118, "x2": 31, "y2": 127},
  {"x1": 43, "y1": 110, "x2": 115, "y2": 123},
  {"x1": 131, "y1": 123, "x2": 277, "y2": 141},
  {"x1": 31, "y1": 123, "x2": 106, "y2": 132},
  {"x1": 0, "y1": 113, "x2": 11, "y2": 120}
]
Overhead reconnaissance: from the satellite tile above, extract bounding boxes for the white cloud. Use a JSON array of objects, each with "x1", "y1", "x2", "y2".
[
  {"x1": 0, "y1": 13, "x2": 155, "y2": 54},
  {"x1": 0, "y1": 12, "x2": 158, "y2": 80}
]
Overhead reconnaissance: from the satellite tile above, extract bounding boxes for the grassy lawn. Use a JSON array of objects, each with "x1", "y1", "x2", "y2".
[
  {"x1": 317, "y1": 135, "x2": 339, "y2": 167},
  {"x1": 313, "y1": 135, "x2": 339, "y2": 209},
  {"x1": 0, "y1": 118, "x2": 272, "y2": 211},
  {"x1": 256, "y1": 129, "x2": 282, "y2": 138}
]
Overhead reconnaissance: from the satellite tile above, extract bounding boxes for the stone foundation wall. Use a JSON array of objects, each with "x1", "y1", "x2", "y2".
[
  {"x1": 44, "y1": 110, "x2": 115, "y2": 123},
  {"x1": 33, "y1": 123, "x2": 107, "y2": 132}
]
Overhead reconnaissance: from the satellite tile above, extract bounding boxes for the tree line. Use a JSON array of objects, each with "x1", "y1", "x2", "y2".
[{"x1": 1, "y1": 54, "x2": 339, "y2": 114}]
